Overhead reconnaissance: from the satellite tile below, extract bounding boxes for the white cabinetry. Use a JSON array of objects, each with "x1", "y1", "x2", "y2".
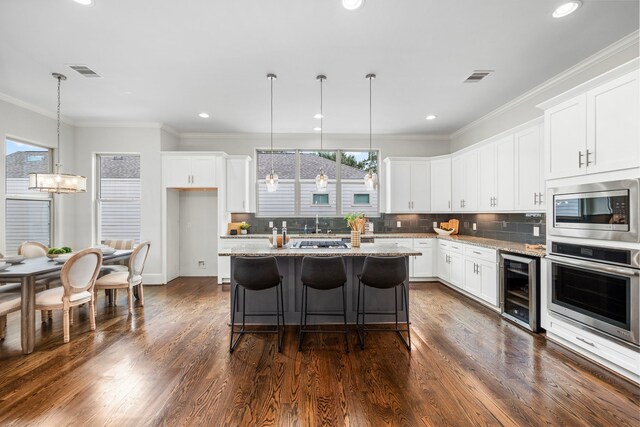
[
  {"x1": 437, "y1": 240, "x2": 463, "y2": 288},
  {"x1": 514, "y1": 124, "x2": 545, "y2": 211},
  {"x1": 477, "y1": 137, "x2": 515, "y2": 212},
  {"x1": 451, "y1": 151, "x2": 478, "y2": 211},
  {"x1": 430, "y1": 157, "x2": 452, "y2": 212},
  {"x1": 226, "y1": 156, "x2": 252, "y2": 213},
  {"x1": 384, "y1": 158, "x2": 430, "y2": 213},
  {"x1": 542, "y1": 68, "x2": 639, "y2": 180},
  {"x1": 163, "y1": 155, "x2": 220, "y2": 188},
  {"x1": 412, "y1": 238, "x2": 435, "y2": 279}
]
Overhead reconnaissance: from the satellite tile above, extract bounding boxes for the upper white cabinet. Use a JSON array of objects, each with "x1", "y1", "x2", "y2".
[
  {"x1": 226, "y1": 156, "x2": 252, "y2": 213},
  {"x1": 514, "y1": 124, "x2": 545, "y2": 211},
  {"x1": 477, "y1": 137, "x2": 515, "y2": 212},
  {"x1": 430, "y1": 157, "x2": 452, "y2": 211},
  {"x1": 163, "y1": 155, "x2": 220, "y2": 188},
  {"x1": 542, "y1": 69, "x2": 639, "y2": 180},
  {"x1": 451, "y1": 151, "x2": 478, "y2": 211},
  {"x1": 384, "y1": 158, "x2": 430, "y2": 213}
]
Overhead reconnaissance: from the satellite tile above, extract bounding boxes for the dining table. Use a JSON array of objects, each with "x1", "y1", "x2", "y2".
[{"x1": 0, "y1": 250, "x2": 132, "y2": 354}]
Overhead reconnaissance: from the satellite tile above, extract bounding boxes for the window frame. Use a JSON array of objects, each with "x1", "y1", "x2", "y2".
[
  {"x1": 4, "y1": 138, "x2": 53, "y2": 252},
  {"x1": 94, "y1": 153, "x2": 142, "y2": 245},
  {"x1": 255, "y1": 148, "x2": 380, "y2": 218}
]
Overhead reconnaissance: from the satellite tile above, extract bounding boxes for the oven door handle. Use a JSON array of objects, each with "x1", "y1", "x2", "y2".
[{"x1": 546, "y1": 254, "x2": 639, "y2": 277}]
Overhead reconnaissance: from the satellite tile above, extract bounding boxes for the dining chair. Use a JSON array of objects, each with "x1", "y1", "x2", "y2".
[
  {"x1": 94, "y1": 241, "x2": 151, "y2": 315},
  {"x1": 101, "y1": 239, "x2": 134, "y2": 273},
  {"x1": 35, "y1": 248, "x2": 102, "y2": 343},
  {"x1": 0, "y1": 292, "x2": 21, "y2": 340},
  {"x1": 0, "y1": 253, "x2": 21, "y2": 293},
  {"x1": 17, "y1": 242, "x2": 55, "y2": 322}
]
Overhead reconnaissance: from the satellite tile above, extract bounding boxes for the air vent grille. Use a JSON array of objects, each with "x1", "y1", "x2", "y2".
[
  {"x1": 68, "y1": 64, "x2": 102, "y2": 78},
  {"x1": 464, "y1": 70, "x2": 494, "y2": 83}
]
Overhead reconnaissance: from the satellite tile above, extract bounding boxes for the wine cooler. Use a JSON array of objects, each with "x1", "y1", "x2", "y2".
[{"x1": 500, "y1": 253, "x2": 540, "y2": 332}]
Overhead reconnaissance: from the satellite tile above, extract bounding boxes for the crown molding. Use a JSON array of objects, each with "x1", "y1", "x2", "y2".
[
  {"x1": 179, "y1": 132, "x2": 450, "y2": 142},
  {"x1": 160, "y1": 124, "x2": 179, "y2": 137},
  {"x1": 450, "y1": 30, "x2": 640, "y2": 140},
  {"x1": 0, "y1": 92, "x2": 75, "y2": 125}
]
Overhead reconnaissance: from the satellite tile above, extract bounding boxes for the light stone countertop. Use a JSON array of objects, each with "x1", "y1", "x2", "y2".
[
  {"x1": 220, "y1": 233, "x2": 546, "y2": 258},
  {"x1": 218, "y1": 242, "x2": 421, "y2": 257}
]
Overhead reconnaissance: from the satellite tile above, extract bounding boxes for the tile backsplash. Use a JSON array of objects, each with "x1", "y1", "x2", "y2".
[{"x1": 230, "y1": 212, "x2": 546, "y2": 244}]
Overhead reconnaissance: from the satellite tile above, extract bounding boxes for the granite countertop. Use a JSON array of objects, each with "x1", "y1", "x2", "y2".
[
  {"x1": 220, "y1": 233, "x2": 546, "y2": 258},
  {"x1": 218, "y1": 242, "x2": 421, "y2": 257}
]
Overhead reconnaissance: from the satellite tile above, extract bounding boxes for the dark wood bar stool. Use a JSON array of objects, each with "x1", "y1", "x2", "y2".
[
  {"x1": 356, "y1": 256, "x2": 411, "y2": 350},
  {"x1": 298, "y1": 256, "x2": 349, "y2": 353},
  {"x1": 230, "y1": 256, "x2": 285, "y2": 353}
]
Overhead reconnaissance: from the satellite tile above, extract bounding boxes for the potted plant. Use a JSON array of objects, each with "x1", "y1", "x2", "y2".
[
  {"x1": 239, "y1": 222, "x2": 251, "y2": 235},
  {"x1": 344, "y1": 212, "x2": 365, "y2": 247}
]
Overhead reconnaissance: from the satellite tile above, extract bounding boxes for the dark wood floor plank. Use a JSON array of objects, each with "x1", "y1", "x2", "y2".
[{"x1": 0, "y1": 278, "x2": 637, "y2": 426}]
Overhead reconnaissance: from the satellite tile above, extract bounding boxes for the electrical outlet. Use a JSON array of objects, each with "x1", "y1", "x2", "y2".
[
  {"x1": 503, "y1": 221, "x2": 508, "y2": 228},
  {"x1": 198, "y1": 261, "x2": 205, "y2": 269},
  {"x1": 396, "y1": 221, "x2": 402, "y2": 228},
  {"x1": 533, "y1": 226, "x2": 540, "y2": 237},
  {"x1": 269, "y1": 221, "x2": 273, "y2": 228},
  {"x1": 432, "y1": 222, "x2": 438, "y2": 228},
  {"x1": 472, "y1": 223, "x2": 477, "y2": 231}
]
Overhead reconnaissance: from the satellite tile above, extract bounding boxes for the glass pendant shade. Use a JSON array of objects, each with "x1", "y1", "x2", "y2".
[
  {"x1": 315, "y1": 170, "x2": 329, "y2": 192},
  {"x1": 266, "y1": 171, "x2": 279, "y2": 192},
  {"x1": 29, "y1": 170, "x2": 87, "y2": 194},
  {"x1": 363, "y1": 171, "x2": 378, "y2": 191}
]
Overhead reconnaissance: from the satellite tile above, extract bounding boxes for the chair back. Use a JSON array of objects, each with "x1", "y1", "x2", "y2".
[
  {"x1": 128, "y1": 241, "x2": 151, "y2": 279},
  {"x1": 301, "y1": 256, "x2": 347, "y2": 290},
  {"x1": 18, "y1": 241, "x2": 48, "y2": 258},
  {"x1": 60, "y1": 248, "x2": 103, "y2": 295},
  {"x1": 101, "y1": 239, "x2": 133, "y2": 250},
  {"x1": 233, "y1": 257, "x2": 281, "y2": 291},
  {"x1": 360, "y1": 256, "x2": 407, "y2": 289}
]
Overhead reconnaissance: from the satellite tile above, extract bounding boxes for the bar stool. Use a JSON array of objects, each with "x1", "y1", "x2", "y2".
[
  {"x1": 230, "y1": 256, "x2": 285, "y2": 353},
  {"x1": 298, "y1": 256, "x2": 349, "y2": 353},
  {"x1": 356, "y1": 256, "x2": 411, "y2": 350}
]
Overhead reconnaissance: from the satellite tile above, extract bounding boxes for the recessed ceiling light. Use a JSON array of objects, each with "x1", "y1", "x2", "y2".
[
  {"x1": 425, "y1": 115, "x2": 437, "y2": 120},
  {"x1": 198, "y1": 112, "x2": 210, "y2": 118},
  {"x1": 552, "y1": 1, "x2": 582, "y2": 18},
  {"x1": 313, "y1": 127, "x2": 322, "y2": 131},
  {"x1": 342, "y1": 0, "x2": 364, "y2": 11},
  {"x1": 314, "y1": 113, "x2": 323, "y2": 119},
  {"x1": 73, "y1": 0, "x2": 94, "y2": 6}
]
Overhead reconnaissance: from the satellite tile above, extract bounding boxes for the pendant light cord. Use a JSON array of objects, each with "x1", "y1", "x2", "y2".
[
  {"x1": 56, "y1": 75, "x2": 61, "y2": 172},
  {"x1": 368, "y1": 74, "x2": 373, "y2": 174},
  {"x1": 320, "y1": 77, "x2": 323, "y2": 152},
  {"x1": 270, "y1": 75, "x2": 274, "y2": 174}
]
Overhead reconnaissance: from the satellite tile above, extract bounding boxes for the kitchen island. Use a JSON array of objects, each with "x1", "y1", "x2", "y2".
[{"x1": 218, "y1": 243, "x2": 421, "y2": 324}]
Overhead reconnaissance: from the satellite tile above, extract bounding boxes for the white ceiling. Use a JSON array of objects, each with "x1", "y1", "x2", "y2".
[{"x1": 0, "y1": 0, "x2": 638, "y2": 135}]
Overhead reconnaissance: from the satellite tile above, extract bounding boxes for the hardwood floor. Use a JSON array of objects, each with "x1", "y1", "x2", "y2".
[{"x1": 0, "y1": 278, "x2": 637, "y2": 426}]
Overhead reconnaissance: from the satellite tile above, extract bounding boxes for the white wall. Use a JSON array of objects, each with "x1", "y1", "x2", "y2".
[
  {"x1": 178, "y1": 190, "x2": 218, "y2": 277},
  {"x1": 450, "y1": 33, "x2": 639, "y2": 152},
  {"x1": 0, "y1": 97, "x2": 76, "y2": 254},
  {"x1": 73, "y1": 125, "x2": 163, "y2": 284}
]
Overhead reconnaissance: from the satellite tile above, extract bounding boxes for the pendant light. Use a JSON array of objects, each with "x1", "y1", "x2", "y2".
[
  {"x1": 29, "y1": 73, "x2": 86, "y2": 194},
  {"x1": 363, "y1": 73, "x2": 378, "y2": 191},
  {"x1": 315, "y1": 74, "x2": 328, "y2": 192},
  {"x1": 265, "y1": 73, "x2": 278, "y2": 192}
]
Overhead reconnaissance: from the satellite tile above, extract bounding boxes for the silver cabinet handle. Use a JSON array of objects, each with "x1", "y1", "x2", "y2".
[
  {"x1": 460, "y1": 200, "x2": 463, "y2": 208},
  {"x1": 586, "y1": 150, "x2": 593, "y2": 166},
  {"x1": 462, "y1": 200, "x2": 466, "y2": 208},
  {"x1": 534, "y1": 193, "x2": 538, "y2": 205},
  {"x1": 473, "y1": 251, "x2": 482, "y2": 255},
  {"x1": 578, "y1": 151, "x2": 584, "y2": 168},
  {"x1": 538, "y1": 192, "x2": 543, "y2": 204},
  {"x1": 448, "y1": 200, "x2": 451, "y2": 209},
  {"x1": 576, "y1": 336, "x2": 595, "y2": 347}
]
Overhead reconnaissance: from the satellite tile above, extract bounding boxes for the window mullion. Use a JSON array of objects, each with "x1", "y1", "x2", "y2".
[{"x1": 294, "y1": 149, "x2": 301, "y2": 216}]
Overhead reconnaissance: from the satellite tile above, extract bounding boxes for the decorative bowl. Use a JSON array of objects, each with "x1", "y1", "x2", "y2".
[
  {"x1": 433, "y1": 227, "x2": 455, "y2": 236},
  {"x1": 55, "y1": 253, "x2": 74, "y2": 263},
  {"x1": 2, "y1": 256, "x2": 25, "y2": 265},
  {"x1": 0, "y1": 262, "x2": 9, "y2": 271}
]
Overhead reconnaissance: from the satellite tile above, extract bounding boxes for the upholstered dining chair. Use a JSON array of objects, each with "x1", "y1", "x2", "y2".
[
  {"x1": 35, "y1": 248, "x2": 102, "y2": 343},
  {"x1": 0, "y1": 253, "x2": 21, "y2": 293},
  {"x1": 94, "y1": 241, "x2": 151, "y2": 315},
  {"x1": 17, "y1": 242, "x2": 55, "y2": 322},
  {"x1": 0, "y1": 292, "x2": 21, "y2": 340}
]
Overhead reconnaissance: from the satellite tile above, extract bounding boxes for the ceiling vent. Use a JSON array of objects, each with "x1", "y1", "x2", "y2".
[
  {"x1": 464, "y1": 70, "x2": 494, "y2": 83},
  {"x1": 68, "y1": 64, "x2": 102, "y2": 78}
]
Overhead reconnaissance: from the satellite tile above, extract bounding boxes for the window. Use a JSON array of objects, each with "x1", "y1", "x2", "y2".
[
  {"x1": 5, "y1": 139, "x2": 52, "y2": 252},
  {"x1": 96, "y1": 154, "x2": 141, "y2": 244},
  {"x1": 256, "y1": 149, "x2": 379, "y2": 217}
]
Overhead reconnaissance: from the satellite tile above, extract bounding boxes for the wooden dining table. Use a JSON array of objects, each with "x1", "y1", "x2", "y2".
[{"x1": 0, "y1": 250, "x2": 132, "y2": 354}]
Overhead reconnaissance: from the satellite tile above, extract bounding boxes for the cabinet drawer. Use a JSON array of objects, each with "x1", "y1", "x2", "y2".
[
  {"x1": 549, "y1": 317, "x2": 640, "y2": 375},
  {"x1": 413, "y1": 238, "x2": 434, "y2": 248},
  {"x1": 463, "y1": 245, "x2": 497, "y2": 263}
]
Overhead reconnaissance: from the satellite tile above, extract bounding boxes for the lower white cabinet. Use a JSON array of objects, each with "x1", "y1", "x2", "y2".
[
  {"x1": 380, "y1": 238, "x2": 436, "y2": 280},
  {"x1": 437, "y1": 240, "x2": 498, "y2": 307}
]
